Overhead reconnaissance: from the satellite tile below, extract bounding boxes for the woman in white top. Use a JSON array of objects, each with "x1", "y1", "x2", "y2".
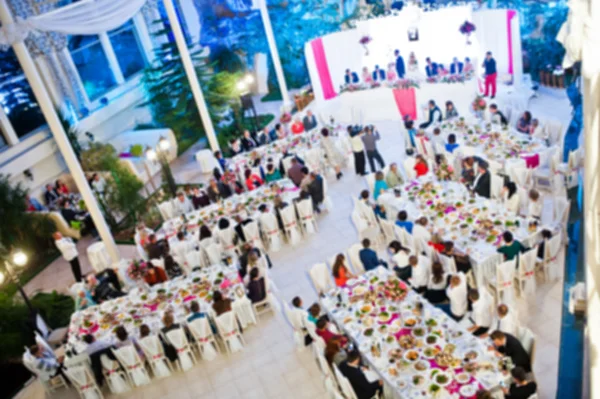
[
  {"x1": 528, "y1": 189, "x2": 543, "y2": 219},
  {"x1": 502, "y1": 181, "x2": 520, "y2": 214},
  {"x1": 426, "y1": 262, "x2": 449, "y2": 304},
  {"x1": 388, "y1": 241, "x2": 411, "y2": 268},
  {"x1": 348, "y1": 126, "x2": 366, "y2": 175},
  {"x1": 446, "y1": 272, "x2": 468, "y2": 321},
  {"x1": 467, "y1": 290, "x2": 493, "y2": 336},
  {"x1": 410, "y1": 255, "x2": 430, "y2": 294}
]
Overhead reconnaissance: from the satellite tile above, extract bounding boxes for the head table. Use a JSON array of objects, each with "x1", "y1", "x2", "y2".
[
  {"x1": 323, "y1": 268, "x2": 507, "y2": 399},
  {"x1": 66, "y1": 264, "x2": 248, "y2": 356},
  {"x1": 379, "y1": 179, "x2": 550, "y2": 287}
]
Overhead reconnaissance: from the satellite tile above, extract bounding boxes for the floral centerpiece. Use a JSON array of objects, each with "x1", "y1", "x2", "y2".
[
  {"x1": 380, "y1": 278, "x2": 408, "y2": 302},
  {"x1": 472, "y1": 95, "x2": 486, "y2": 112},
  {"x1": 280, "y1": 112, "x2": 292, "y2": 124},
  {"x1": 393, "y1": 78, "x2": 420, "y2": 90},
  {"x1": 440, "y1": 75, "x2": 465, "y2": 84},
  {"x1": 435, "y1": 162, "x2": 454, "y2": 181},
  {"x1": 127, "y1": 260, "x2": 148, "y2": 281},
  {"x1": 459, "y1": 21, "x2": 476, "y2": 45},
  {"x1": 359, "y1": 35, "x2": 372, "y2": 55}
]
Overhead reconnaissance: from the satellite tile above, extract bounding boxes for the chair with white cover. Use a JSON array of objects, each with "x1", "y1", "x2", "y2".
[
  {"x1": 332, "y1": 363, "x2": 358, "y2": 399},
  {"x1": 490, "y1": 173, "x2": 504, "y2": 200},
  {"x1": 242, "y1": 220, "x2": 265, "y2": 249},
  {"x1": 259, "y1": 212, "x2": 283, "y2": 252},
  {"x1": 215, "y1": 226, "x2": 238, "y2": 259},
  {"x1": 187, "y1": 317, "x2": 219, "y2": 361},
  {"x1": 509, "y1": 165, "x2": 533, "y2": 189},
  {"x1": 490, "y1": 259, "x2": 517, "y2": 306},
  {"x1": 322, "y1": 178, "x2": 334, "y2": 212},
  {"x1": 518, "y1": 326, "x2": 536, "y2": 366},
  {"x1": 165, "y1": 327, "x2": 197, "y2": 371},
  {"x1": 309, "y1": 262, "x2": 334, "y2": 294},
  {"x1": 204, "y1": 243, "x2": 223, "y2": 265},
  {"x1": 232, "y1": 297, "x2": 258, "y2": 329},
  {"x1": 100, "y1": 354, "x2": 130, "y2": 394},
  {"x1": 112, "y1": 345, "x2": 151, "y2": 387},
  {"x1": 185, "y1": 250, "x2": 205, "y2": 272},
  {"x1": 296, "y1": 198, "x2": 318, "y2": 235},
  {"x1": 517, "y1": 248, "x2": 538, "y2": 297},
  {"x1": 215, "y1": 311, "x2": 245, "y2": 354},
  {"x1": 65, "y1": 365, "x2": 104, "y2": 399},
  {"x1": 364, "y1": 173, "x2": 376, "y2": 194},
  {"x1": 283, "y1": 302, "x2": 308, "y2": 349},
  {"x1": 324, "y1": 376, "x2": 345, "y2": 399},
  {"x1": 403, "y1": 158, "x2": 417, "y2": 180},
  {"x1": 157, "y1": 201, "x2": 175, "y2": 221},
  {"x1": 138, "y1": 335, "x2": 173, "y2": 379},
  {"x1": 438, "y1": 253, "x2": 457, "y2": 274},
  {"x1": 280, "y1": 205, "x2": 302, "y2": 245},
  {"x1": 352, "y1": 209, "x2": 381, "y2": 246},
  {"x1": 553, "y1": 197, "x2": 571, "y2": 242},
  {"x1": 540, "y1": 234, "x2": 563, "y2": 281},
  {"x1": 347, "y1": 243, "x2": 365, "y2": 275},
  {"x1": 379, "y1": 218, "x2": 396, "y2": 244},
  {"x1": 22, "y1": 350, "x2": 68, "y2": 394}
]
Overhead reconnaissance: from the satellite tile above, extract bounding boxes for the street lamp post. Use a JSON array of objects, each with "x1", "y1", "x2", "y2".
[
  {"x1": 146, "y1": 137, "x2": 177, "y2": 198},
  {"x1": 1, "y1": 251, "x2": 35, "y2": 315}
]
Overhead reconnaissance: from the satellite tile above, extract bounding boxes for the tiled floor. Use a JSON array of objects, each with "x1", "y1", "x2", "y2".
[{"x1": 19, "y1": 89, "x2": 570, "y2": 399}]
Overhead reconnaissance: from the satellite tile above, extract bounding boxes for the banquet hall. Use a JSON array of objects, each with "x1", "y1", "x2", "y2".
[{"x1": 0, "y1": 0, "x2": 594, "y2": 399}]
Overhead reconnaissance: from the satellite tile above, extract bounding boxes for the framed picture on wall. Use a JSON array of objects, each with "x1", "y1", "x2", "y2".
[{"x1": 408, "y1": 27, "x2": 419, "y2": 41}]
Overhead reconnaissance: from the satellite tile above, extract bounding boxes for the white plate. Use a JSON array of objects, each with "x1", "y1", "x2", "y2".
[{"x1": 459, "y1": 385, "x2": 477, "y2": 397}]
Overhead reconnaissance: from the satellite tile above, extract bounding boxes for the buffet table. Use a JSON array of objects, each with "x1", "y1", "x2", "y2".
[{"x1": 323, "y1": 268, "x2": 507, "y2": 399}]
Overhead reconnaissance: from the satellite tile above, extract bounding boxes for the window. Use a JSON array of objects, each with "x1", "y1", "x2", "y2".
[
  {"x1": 0, "y1": 49, "x2": 45, "y2": 138},
  {"x1": 109, "y1": 21, "x2": 147, "y2": 79},
  {"x1": 69, "y1": 35, "x2": 117, "y2": 100}
]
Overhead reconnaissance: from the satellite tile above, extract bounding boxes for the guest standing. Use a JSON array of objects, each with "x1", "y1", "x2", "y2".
[
  {"x1": 362, "y1": 125, "x2": 385, "y2": 173},
  {"x1": 490, "y1": 331, "x2": 532, "y2": 372},
  {"x1": 349, "y1": 126, "x2": 366, "y2": 176},
  {"x1": 394, "y1": 49, "x2": 406, "y2": 79},
  {"x1": 482, "y1": 51, "x2": 497, "y2": 98},
  {"x1": 53, "y1": 232, "x2": 82, "y2": 282},
  {"x1": 320, "y1": 128, "x2": 345, "y2": 180}
]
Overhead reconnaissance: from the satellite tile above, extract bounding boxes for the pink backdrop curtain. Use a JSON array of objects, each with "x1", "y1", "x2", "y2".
[
  {"x1": 392, "y1": 88, "x2": 417, "y2": 120},
  {"x1": 311, "y1": 38, "x2": 337, "y2": 100}
]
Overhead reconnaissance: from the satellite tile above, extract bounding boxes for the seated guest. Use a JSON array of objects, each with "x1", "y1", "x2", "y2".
[
  {"x1": 472, "y1": 162, "x2": 491, "y2": 199},
  {"x1": 528, "y1": 189, "x2": 543, "y2": 219},
  {"x1": 164, "y1": 255, "x2": 184, "y2": 279},
  {"x1": 463, "y1": 57, "x2": 474, "y2": 73},
  {"x1": 303, "y1": 110, "x2": 318, "y2": 131},
  {"x1": 395, "y1": 210, "x2": 413, "y2": 234},
  {"x1": 206, "y1": 178, "x2": 228, "y2": 203},
  {"x1": 59, "y1": 200, "x2": 96, "y2": 235},
  {"x1": 498, "y1": 231, "x2": 527, "y2": 262},
  {"x1": 461, "y1": 157, "x2": 476, "y2": 185},
  {"x1": 234, "y1": 215, "x2": 254, "y2": 243},
  {"x1": 516, "y1": 111, "x2": 532, "y2": 134},
  {"x1": 308, "y1": 303, "x2": 321, "y2": 324},
  {"x1": 372, "y1": 65, "x2": 385, "y2": 81},
  {"x1": 55, "y1": 179, "x2": 70, "y2": 195},
  {"x1": 244, "y1": 168, "x2": 263, "y2": 191},
  {"x1": 445, "y1": 101, "x2": 459, "y2": 119},
  {"x1": 388, "y1": 240, "x2": 411, "y2": 270},
  {"x1": 446, "y1": 273, "x2": 468, "y2": 321},
  {"x1": 332, "y1": 254, "x2": 356, "y2": 287},
  {"x1": 426, "y1": 262, "x2": 449, "y2": 304},
  {"x1": 82, "y1": 334, "x2": 115, "y2": 384},
  {"x1": 450, "y1": 57, "x2": 463, "y2": 75},
  {"x1": 344, "y1": 69, "x2": 359, "y2": 85},
  {"x1": 44, "y1": 184, "x2": 60, "y2": 206},
  {"x1": 445, "y1": 133, "x2": 459, "y2": 153},
  {"x1": 160, "y1": 312, "x2": 180, "y2": 361},
  {"x1": 412, "y1": 217, "x2": 432, "y2": 244},
  {"x1": 300, "y1": 167, "x2": 312, "y2": 192},
  {"x1": 489, "y1": 104, "x2": 508, "y2": 126},
  {"x1": 394, "y1": 254, "x2": 416, "y2": 283},
  {"x1": 291, "y1": 118, "x2": 304, "y2": 135},
  {"x1": 386, "y1": 63, "x2": 397, "y2": 81},
  {"x1": 191, "y1": 187, "x2": 210, "y2": 209},
  {"x1": 246, "y1": 267, "x2": 267, "y2": 303},
  {"x1": 490, "y1": 303, "x2": 519, "y2": 337},
  {"x1": 419, "y1": 100, "x2": 442, "y2": 129},
  {"x1": 438, "y1": 64, "x2": 449, "y2": 76},
  {"x1": 86, "y1": 270, "x2": 125, "y2": 303},
  {"x1": 442, "y1": 241, "x2": 471, "y2": 273},
  {"x1": 359, "y1": 238, "x2": 387, "y2": 272},
  {"x1": 373, "y1": 171, "x2": 388, "y2": 201},
  {"x1": 241, "y1": 130, "x2": 258, "y2": 152},
  {"x1": 361, "y1": 67, "x2": 373, "y2": 84},
  {"x1": 256, "y1": 128, "x2": 269, "y2": 146},
  {"x1": 414, "y1": 155, "x2": 429, "y2": 177},
  {"x1": 405, "y1": 119, "x2": 417, "y2": 150},
  {"x1": 173, "y1": 191, "x2": 193, "y2": 216},
  {"x1": 28, "y1": 344, "x2": 65, "y2": 381},
  {"x1": 504, "y1": 367, "x2": 538, "y2": 399},
  {"x1": 170, "y1": 231, "x2": 191, "y2": 262},
  {"x1": 229, "y1": 138, "x2": 242, "y2": 155},
  {"x1": 214, "y1": 150, "x2": 227, "y2": 171},
  {"x1": 489, "y1": 330, "x2": 532, "y2": 372},
  {"x1": 502, "y1": 181, "x2": 520, "y2": 213},
  {"x1": 199, "y1": 225, "x2": 213, "y2": 245},
  {"x1": 307, "y1": 172, "x2": 325, "y2": 213},
  {"x1": 468, "y1": 290, "x2": 493, "y2": 336},
  {"x1": 409, "y1": 255, "x2": 429, "y2": 293},
  {"x1": 75, "y1": 289, "x2": 96, "y2": 310},
  {"x1": 339, "y1": 351, "x2": 384, "y2": 399},
  {"x1": 325, "y1": 337, "x2": 348, "y2": 367},
  {"x1": 425, "y1": 57, "x2": 438, "y2": 77},
  {"x1": 537, "y1": 229, "x2": 553, "y2": 259},
  {"x1": 187, "y1": 300, "x2": 207, "y2": 322},
  {"x1": 430, "y1": 127, "x2": 445, "y2": 157},
  {"x1": 316, "y1": 318, "x2": 348, "y2": 346},
  {"x1": 476, "y1": 390, "x2": 493, "y2": 399},
  {"x1": 114, "y1": 326, "x2": 139, "y2": 350},
  {"x1": 212, "y1": 290, "x2": 232, "y2": 316},
  {"x1": 530, "y1": 118, "x2": 545, "y2": 139},
  {"x1": 265, "y1": 161, "x2": 282, "y2": 183},
  {"x1": 26, "y1": 194, "x2": 46, "y2": 212},
  {"x1": 385, "y1": 163, "x2": 404, "y2": 188},
  {"x1": 287, "y1": 157, "x2": 304, "y2": 187},
  {"x1": 146, "y1": 234, "x2": 168, "y2": 261},
  {"x1": 144, "y1": 264, "x2": 168, "y2": 286}
]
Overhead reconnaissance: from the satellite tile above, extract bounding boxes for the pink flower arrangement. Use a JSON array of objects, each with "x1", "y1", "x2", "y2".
[
  {"x1": 472, "y1": 95, "x2": 486, "y2": 111},
  {"x1": 359, "y1": 35, "x2": 372, "y2": 45},
  {"x1": 459, "y1": 21, "x2": 476, "y2": 35},
  {"x1": 127, "y1": 260, "x2": 148, "y2": 281},
  {"x1": 280, "y1": 112, "x2": 292, "y2": 123}
]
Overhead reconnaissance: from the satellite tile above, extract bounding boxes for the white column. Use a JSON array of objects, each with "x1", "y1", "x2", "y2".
[
  {"x1": 258, "y1": 0, "x2": 291, "y2": 107},
  {"x1": 0, "y1": 4, "x2": 120, "y2": 263},
  {"x1": 60, "y1": 48, "x2": 92, "y2": 110},
  {"x1": 99, "y1": 32, "x2": 125, "y2": 85},
  {"x1": 0, "y1": 106, "x2": 20, "y2": 145},
  {"x1": 133, "y1": 13, "x2": 155, "y2": 64},
  {"x1": 162, "y1": 0, "x2": 220, "y2": 152},
  {"x1": 34, "y1": 55, "x2": 63, "y2": 108}
]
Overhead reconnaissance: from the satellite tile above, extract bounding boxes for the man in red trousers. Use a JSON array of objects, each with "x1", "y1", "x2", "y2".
[{"x1": 482, "y1": 51, "x2": 497, "y2": 99}]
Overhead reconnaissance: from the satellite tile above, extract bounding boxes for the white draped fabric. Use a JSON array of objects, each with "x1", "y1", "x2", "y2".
[{"x1": 0, "y1": 0, "x2": 148, "y2": 46}]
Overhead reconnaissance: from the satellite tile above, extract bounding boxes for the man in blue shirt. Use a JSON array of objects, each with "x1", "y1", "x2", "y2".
[
  {"x1": 483, "y1": 51, "x2": 497, "y2": 98},
  {"x1": 359, "y1": 238, "x2": 387, "y2": 272},
  {"x1": 450, "y1": 57, "x2": 463, "y2": 75},
  {"x1": 394, "y1": 50, "x2": 406, "y2": 79},
  {"x1": 425, "y1": 57, "x2": 438, "y2": 77},
  {"x1": 395, "y1": 210, "x2": 413, "y2": 234},
  {"x1": 372, "y1": 65, "x2": 386, "y2": 81},
  {"x1": 344, "y1": 69, "x2": 359, "y2": 85}
]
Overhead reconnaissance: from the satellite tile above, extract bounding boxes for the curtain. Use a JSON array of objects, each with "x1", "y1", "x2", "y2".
[
  {"x1": 310, "y1": 38, "x2": 336, "y2": 100},
  {"x1": 392, "y1": 88, "x2": 416, "y2": 120}
]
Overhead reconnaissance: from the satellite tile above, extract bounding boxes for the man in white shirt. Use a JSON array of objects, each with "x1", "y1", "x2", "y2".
[
  {"x1": 291, "y1": 297, "x2": 313, "y2": 346},
  {"x1": 446, "y1": 273, "x2": 468, "y2": 321},
  {"x1": 489, "y1": 303, "x2": 519, "y2": 337},
  {"x1": 410, "y1": 255, "x2": 430, "y2": 294},
  {"x1": 173, "y1": 192, "x2": 193, "y2": 217},
  {"x1": 170, "y1": 231, "x2": 195, "y2": 264},
  {"x1": 53, "y1": 232, "x2": 82, "y2": 282},
  {"x1": 468, "y1": 289, "x2": 493, "y2": 336},
  {"x1": 412, "y1": 217, "x2": 432, "y2": 244}
]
